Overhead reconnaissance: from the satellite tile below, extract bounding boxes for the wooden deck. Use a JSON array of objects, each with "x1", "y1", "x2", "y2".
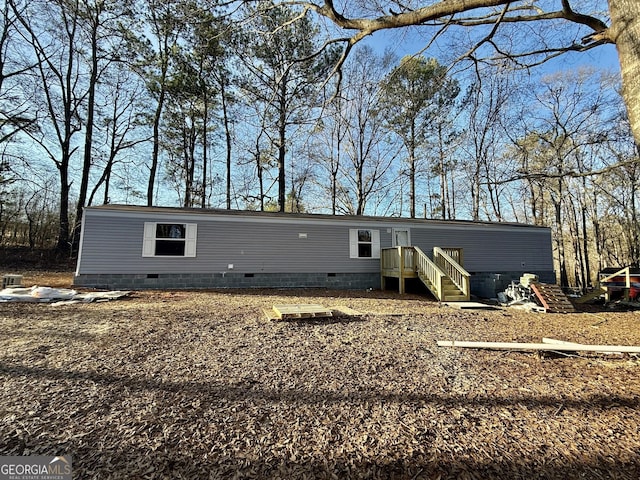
[
  {"x1": 381, "y1": 246, "x2": 470, "y2": 301},
  {"x1": 380, "y1": 247, "x2": 417, "y2": 294}
]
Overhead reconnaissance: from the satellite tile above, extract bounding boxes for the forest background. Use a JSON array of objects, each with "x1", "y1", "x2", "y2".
[{"x1": 0, "y1": 0, "x2": 636, "y2": 290}]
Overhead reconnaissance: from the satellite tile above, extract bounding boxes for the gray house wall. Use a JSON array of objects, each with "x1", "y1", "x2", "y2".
[{"x1": 74, "y1": 205, "x2": 555, "y2": 296}]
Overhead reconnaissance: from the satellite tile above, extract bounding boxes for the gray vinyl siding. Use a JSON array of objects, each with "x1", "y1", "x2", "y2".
[
  {"x1": 409, "y1": 224, "x2": 552, "y2": 272},
  {"x1": 78, "y1": 210, "x2": 390, "y2": 275},
  {"x1": 76, "y1": 206, "x2": 553, "y2": 276}
]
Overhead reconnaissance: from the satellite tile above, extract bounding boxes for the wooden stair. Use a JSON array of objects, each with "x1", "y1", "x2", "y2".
[
  {"x1": 530, "y1": 282, "x2": 576, "y2": 313},
  {"x1": 419, "y1": 274, "x2": 467, "y2": 302},
  {"x1": 381, "y1": 246, "x2": 470, "y2": 301}
]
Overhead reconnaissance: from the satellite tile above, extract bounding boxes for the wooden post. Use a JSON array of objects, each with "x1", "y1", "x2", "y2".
[{"x1": 398, "y1": 246, "x2": 405, "y2": 294}]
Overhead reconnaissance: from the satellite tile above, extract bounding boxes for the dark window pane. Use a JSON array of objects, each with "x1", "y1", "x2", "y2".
[
  {"x1": 156, "y1": 224, "x2": 185, "y2": 239},
  {"x1": 155, "y1": 240, "x2": 186, "y2": 256},
  {"x1": 358, "y1": 230, "x2": 371, "y2": 242},
  {"x1": 358, "y1": 243, "x2": 372, "y2": 257}
]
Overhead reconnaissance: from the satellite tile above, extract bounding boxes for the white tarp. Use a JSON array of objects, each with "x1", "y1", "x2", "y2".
[{"x1": 0, "y1": 286, "x2": 130, "y2": 304}]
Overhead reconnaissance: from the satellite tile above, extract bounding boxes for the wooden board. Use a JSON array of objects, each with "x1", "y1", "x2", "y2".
[
  {"x1": 437, "y1": 340, "x2": 640, "y2": 353},
  {"x1": 263, "y1": 308, "x2": 279, "y2": 321},
  {"x1": 272, "y1": 304, "x2": 333, "y2": 320},
  {"x1": 443, "y1": 302, "x2": 500, "y2": 310},
  {"x1": 542, "y1": 337, "x2": 618, "y2": 354},
  {"x1": 331, "y1": 306, "x2": 364, "y2": 317},
  {"x1": 530, "y1": 282, "x2": 577, "y2": 313}
]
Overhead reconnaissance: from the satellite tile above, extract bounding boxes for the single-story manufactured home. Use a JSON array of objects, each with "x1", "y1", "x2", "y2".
[{"x1": 74, "y1": 204, "x2": 555, "y2": 298}]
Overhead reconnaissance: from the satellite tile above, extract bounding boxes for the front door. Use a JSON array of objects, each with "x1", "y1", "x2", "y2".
[{"x1": 393, "y1": 228, "x2": 410, "y2": 247}]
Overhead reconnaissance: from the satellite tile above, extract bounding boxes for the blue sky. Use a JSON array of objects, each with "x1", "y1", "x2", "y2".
[{"x1": 361, "y1": 26, "x2": 621, "y2": 76}]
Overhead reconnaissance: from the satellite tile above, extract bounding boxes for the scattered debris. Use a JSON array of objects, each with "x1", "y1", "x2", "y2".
[
  {"x1": 530, "y1": 282, "x2": 577, "y2": 313},
  {"x1": 499, "y1": 274, "x2": 542, "y2": 310},
  {"x1": 498, "y1": 274, "x2": 576, "y2": 313},
  {"x1": 0, "y1": 286, "x2": 130, "y2": 304},
  {"x1": 1, "y1": 274, "x2": 23, "y2": 289}
]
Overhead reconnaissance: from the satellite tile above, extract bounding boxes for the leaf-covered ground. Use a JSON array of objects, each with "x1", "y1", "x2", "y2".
[{"x1": 1, "y1": 275, "x2": 639, "y2": 479}]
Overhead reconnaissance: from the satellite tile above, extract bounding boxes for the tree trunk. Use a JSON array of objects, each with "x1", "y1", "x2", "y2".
[
  {"x1": 147, "y1": 87, "x2": 164, "y2": 207},
  {"x1": 220, "y1": 76, "x2": 232, "y2": 210},
  {"x1": 56, "y1": 161, "x2": 70, "y2": 252},
  {"x1": 581, "y1": 179, "x2": 591, "y2": 287},
  {"x1": 408, "y1": 121, "x2": 416, "y2": 218},
  {"x1": 277, "y1": 81, "x2": 287, "y2": 212},
  {"x1": 73, "y1": 7, "x2": 100, "y2": 251},
  {"x1": 202, "y1": 88, "x2": 208, "y2": 209},
  {"x1": 609, "y1": 0, "x2": 640, "y2": 144}
]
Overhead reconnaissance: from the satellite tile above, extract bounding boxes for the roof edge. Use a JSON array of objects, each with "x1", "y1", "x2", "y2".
[{"x1": 85, "y1": 204, "x2": 550, "y2": 229}]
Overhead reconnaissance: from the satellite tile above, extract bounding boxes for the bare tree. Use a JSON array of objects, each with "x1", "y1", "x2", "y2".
[
  {"x1": 0, "y1": 2, "x2": 37, "y2": 144},
  {"x1": 310, "y1": 94, "x2": 346, "y2": 214},
  {"x1": 378, "y1": 55, "x2": 459, "y2": 218},
  {"x1": 459, "y1": 66, "x2": 514, "y2": 221},
  {"x1": 337, "y1": 47, "x2": 398, "y2": 215},
  {"x1": 127, "y1": 0, "x2": 185, "y2": 206},
  {"x1": 87, "y1": 66, "x2": 149, "y2": 207},
  {"x1": 238, "y1": 2, "x2": 338, "y2": 212},
  {"x1": 235, "y1": 1, "x2": 640, "y2": 147},
  {"x1": 506, "y1": 69, "x2": 620, "y2": 285},
  {"x1": 10, "y1": 0, "x2": 87, "y2": 251}
]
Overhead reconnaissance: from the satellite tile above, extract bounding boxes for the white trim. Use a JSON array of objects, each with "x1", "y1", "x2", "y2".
[
  {"x1": 349, "y1": 229, "x2": 358, "y2": 258},
  {"x1": 392, "y1": 228, "x2": 411, "y2": 247},
  {"x1": 185, "y1": 223, "x2": 197, "y2": 257},
  {"x1": 74, "y1": 214, "x2": 87, "y2": 276},
  {"x1": 349, "y1": 228, "x2": 380, "y2": 259},
  {"x1": 142, "y1": 222, "x2": 156, "y2": 257},
  {"x1": 371, "y1": 229, "x2": 380, "y2": 258},
  {"x1": 142, "y1": 222, "x2": 197, "y2": 258}
]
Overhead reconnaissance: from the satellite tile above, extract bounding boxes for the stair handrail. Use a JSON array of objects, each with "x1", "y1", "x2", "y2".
[
  {"x1": 433, "y1": 246, "x2": 471, "y2": 299},
  {"x1": 599, "y1": 266, "x2": 630, "y2": 287},
  {"x1": 414, "y1": 246, "x2": 447, "y2": 300}
]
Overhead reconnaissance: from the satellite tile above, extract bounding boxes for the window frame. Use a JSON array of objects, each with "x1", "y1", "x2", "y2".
[
  {"x1": 392, "y1": 228, "x2": 411, "y2": 247},
  {"x1": 142, "y1": 222, "x2": 197, "y2": 258},
  {"x1": 349, "y1": 228, "x2": 380, "y2": 259}
]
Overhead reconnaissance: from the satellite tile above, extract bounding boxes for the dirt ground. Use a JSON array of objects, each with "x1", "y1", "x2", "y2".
[{"x1": 1, "y1": 272, "x2": 639, "y2": 479}]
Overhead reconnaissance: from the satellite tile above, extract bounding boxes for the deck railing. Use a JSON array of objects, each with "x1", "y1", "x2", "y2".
[
  {"x1": 414, "y1": 246, "x2": 447, "y2": 300},
  {"x1": 600, "y1": 266, "x2": 631, "y2": 302},
  {"x1": 600, "y1": 266, "x2": 631, "y2": 286},
  {"x1": 433, "y1": 246, "x2": 471, "y2": 299},
  {"x1": 381, "y1": 245, "x2": 469, "y2": 301},
  {"x1": 440, "y1": 247, "x2": 464, "y2": 267},
  {"x1": 381, "y1": 246, "x2": 415, "y2": 274}
]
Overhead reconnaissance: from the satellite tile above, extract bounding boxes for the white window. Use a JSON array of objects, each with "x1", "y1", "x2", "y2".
[
  {"x1": 142, "y1": 222, "x2": 197, "y2": 257},
  {"x1": 349, "y1": 228, "x2": 380, "y2": 259},
  {"x1": 392, "y1": 228, "x2": 411, "y2": 247}
]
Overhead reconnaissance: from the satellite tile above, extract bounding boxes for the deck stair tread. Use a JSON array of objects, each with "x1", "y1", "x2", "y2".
[{"x1": 530, "y1": 282, "x2": 576, "y2": 313}]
